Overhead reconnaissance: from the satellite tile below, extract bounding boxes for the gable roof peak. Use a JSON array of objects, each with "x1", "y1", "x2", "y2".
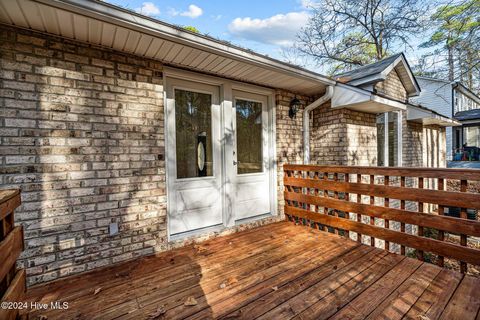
[{"x1": 334, "y1": 53, "x2": 420, "y2": 97}]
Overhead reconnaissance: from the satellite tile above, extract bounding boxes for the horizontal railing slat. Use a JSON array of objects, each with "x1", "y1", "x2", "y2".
[
  {"x1": 0, "y1": 192, "x2": 21, "y2": 221},
  {"x1": 283, "y1": 164, "x2": 480, "y2": 271},
  {"x1": 285, "y1": 206, "x2": 480, "y2": 266},
  {"x1": 0, "y1": 226, "x2": 24, "y2": 283},
  {"x1": 283, "y1": 164, "x2": 480, "y2": 181},
  {"x1": 284, "y1": 177, "x2": 480, "y2": 209},
  {"x1": 284, "y1": 191, "x2": 480, "y2": 237},
  {"x1": 0, "y1": 190, "x2": 20, "y2": 206}
]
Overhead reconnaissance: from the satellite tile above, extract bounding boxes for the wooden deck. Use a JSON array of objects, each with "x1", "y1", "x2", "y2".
[{"x1": 24, "y1": 222, "x2": 480, "y2": 320}]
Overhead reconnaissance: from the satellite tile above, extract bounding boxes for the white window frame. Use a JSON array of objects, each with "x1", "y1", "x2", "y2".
[{"x1": 378, "y1": 111, "x2": 403, "y2": 167}]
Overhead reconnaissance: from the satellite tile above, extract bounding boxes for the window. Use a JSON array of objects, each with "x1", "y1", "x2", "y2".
[
  {"x1": 235, "y1": 99, "x2": 263, "y2": 174},
  {"x1": 175, "y1": 89, "x2": 213, "y2": 179},
  {"x1": 377, "y1": 112, "x2": 402, "y2": 166},
  {"x1": 464, "y1": 126, "x2": 480, "y2": 148}
]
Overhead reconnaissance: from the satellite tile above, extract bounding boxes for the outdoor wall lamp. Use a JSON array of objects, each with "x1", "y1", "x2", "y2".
[{"x1": 289, "y1": 96, "x2": 301, "y2": 119}]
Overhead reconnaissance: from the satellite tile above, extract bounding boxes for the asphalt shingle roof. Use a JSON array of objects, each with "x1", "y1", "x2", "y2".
[
  {"x1": 455, "y1": 109, "x2": 480, "y2": 121},
  {"x1": 335, "y1": 53, "x2": 403, "y2": 83}
]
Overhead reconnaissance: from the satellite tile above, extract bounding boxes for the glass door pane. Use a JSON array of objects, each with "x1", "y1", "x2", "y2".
[
  {"x1": 235, "y1": 99, "x2": 263, "y2": 174},
  {"x1": 175, "y1": 89, "x2": 213, "y2": 179}
]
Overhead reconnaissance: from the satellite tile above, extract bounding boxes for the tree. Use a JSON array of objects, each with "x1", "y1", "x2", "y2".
[
  {"x1": 183, "y1": 26, "x2": 200, "y2": 33},
  {"x1": 420, "y1": 0, "x2": 480, "y2": 84},
  {"x1": 296, "y1": 0, "x2": 429, "y2": 74}
]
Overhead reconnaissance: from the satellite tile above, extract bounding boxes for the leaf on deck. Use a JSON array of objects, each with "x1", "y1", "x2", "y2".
[{"x1": 184, "y1": 296, "x2": 198, "y2": 306}]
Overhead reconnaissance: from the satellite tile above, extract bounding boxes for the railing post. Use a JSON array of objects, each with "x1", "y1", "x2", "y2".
[
  {"x1": 400, "y1": 176, "x2": 406, "y2": 256},
  {"x1": 417, "y1": 177, "x2": 424, "y2": 261},
  {"x1": 356, "y1": 173, "x2": 362, "y2": 243},
  {"x1": 369, "y1": 175, "x2": 375, "y2": 247},
  {"x1": 437, "y1": 178, "x2": 445, "y2": 267},
  {"x1": 384, "y1": 175, "x2": 390, "y2": 251},
  {"x1": 460, "y1": 179, "x2": 468, "y2": 273}
]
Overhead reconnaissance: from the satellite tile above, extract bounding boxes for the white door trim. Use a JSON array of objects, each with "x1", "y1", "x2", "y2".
[{"x1": 163, "y1": 67, "x2": 277, "y2": 240}]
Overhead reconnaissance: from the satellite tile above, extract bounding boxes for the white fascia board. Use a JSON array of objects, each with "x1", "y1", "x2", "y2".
[
  {"x1": 455, "y1": 84, "x2": 480, "y2": 105},
  {"x1": 332, "y1": 84, "x2": 406, "y2": 113},
  {"x1": 371, "y1": 95, "x2": 406, "y2": 110},
  {"x1": 407, "y1": 105, "x2": 432, "y2": 121},
  {"x1": 346, "y1": 55, "x2": 420, "y2": 97},
  {"x1": 34, "y1": 0, "x2": 335, "y2": 86},
  {"x1": 460, "y1": 119, "x2": 480, "y2": 125},
  {"x1": 331, "y1": 84, "x2": 371, "y2": 107},
  {"x1": 393, "y1": 56, "x2": 421, "y2": 97},
  {"x1": 407, "y1": 105, "x2": 461, "y2": 127}
]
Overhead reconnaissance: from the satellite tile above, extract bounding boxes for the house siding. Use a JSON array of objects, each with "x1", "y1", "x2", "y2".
[
  {"x1": 411, "y1": 78, "x2": 453, "y2": 117},
  {"x1": 275, "y1": 91, "x2": 312, "y2": 217},
  {"x1": 410, "y1": 77, "x2": 458, "y2": 159}
]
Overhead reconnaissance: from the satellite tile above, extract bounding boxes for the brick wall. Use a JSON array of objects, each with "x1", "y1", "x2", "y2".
[
  {"x1": 375, "y1": 69, "x2": 407, "y2": 101},
  {"x1": 275, "y1": 90, "x2": 311, "y2": 216},
  {"x1": 310, "y1": 102, "x2": 348, "y2": 165},
  {"x1": 310, "y1": 103, "x2": 377, "y2": 166},
  {"x1": 344, "y1": 110, "x2": 377, "y2": 166},
  {"x1": 403, "y1": 121, "x2": 423, "y2": 167},
  {"x1": 423, "y1": 125, "x2": 446, "y2": 168},
  {"x1": 0, "y1": 26, "x2": 168, "y2": 285}
]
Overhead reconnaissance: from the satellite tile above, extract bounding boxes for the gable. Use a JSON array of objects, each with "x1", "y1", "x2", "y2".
[
  {"x1": 374, "y1": 69, "x2": 407, "y2": 101},
  {"x1": 336, "y1": 53, "x2": 420, "y2": 98}
]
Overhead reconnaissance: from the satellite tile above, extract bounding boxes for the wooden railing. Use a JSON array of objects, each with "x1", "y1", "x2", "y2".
[
  {"x1": 0, "y1": 190, "x2": 25, "y2": 320},
  {"x1": 283, "y1": 165, "x2": 480, "y2": 273}
]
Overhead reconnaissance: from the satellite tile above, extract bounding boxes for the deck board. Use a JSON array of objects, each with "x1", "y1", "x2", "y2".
[{"x1": 23, "y1": 222, "x2": 477, "y2": 320}]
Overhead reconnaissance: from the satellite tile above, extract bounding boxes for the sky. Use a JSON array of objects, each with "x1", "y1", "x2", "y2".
[{"x1": 104, "y1": 0, "x2": 426, "y2": 74}]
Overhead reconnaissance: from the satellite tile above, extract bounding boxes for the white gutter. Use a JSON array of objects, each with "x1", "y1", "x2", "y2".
[{"x1": 303, "y1": 86, "x2": 334, "y2": 164}]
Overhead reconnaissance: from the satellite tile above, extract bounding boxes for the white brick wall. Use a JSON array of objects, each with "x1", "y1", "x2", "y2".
[{"x1": 0, "y1": 26, "x2": 167, "y2": 286}]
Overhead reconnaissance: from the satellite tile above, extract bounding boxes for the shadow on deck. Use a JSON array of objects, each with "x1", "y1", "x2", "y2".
[{"x1": 24, "y1": 222, "x2": 480, "y2": 320}]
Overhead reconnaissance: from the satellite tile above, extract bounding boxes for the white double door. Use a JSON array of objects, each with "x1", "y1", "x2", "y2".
[{"x1": 166, "y1": 77, "x2": 273, "y2": 237}]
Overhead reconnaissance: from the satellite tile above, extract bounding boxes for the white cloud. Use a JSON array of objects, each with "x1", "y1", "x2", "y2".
[
  {"x1": 135, "y1": 2, "x2": 160, "y2": 17},
  {"x1": 169, "y1": 4, "x2": 203, "y2": 18},
  {"x1": 228, "y1": 12, "x2": 309, "y2": 47},
  {"x1": 299, "y1": 0, "x2": 317, "y2": 9}
]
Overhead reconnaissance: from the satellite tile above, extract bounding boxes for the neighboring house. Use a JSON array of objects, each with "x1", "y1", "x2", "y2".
[
  {"x1": 0, "y1": 0, "x2": 458, "y2": 285},
  {"x1": 410, "y1": 76, "x2": 480, "y2": 160}
]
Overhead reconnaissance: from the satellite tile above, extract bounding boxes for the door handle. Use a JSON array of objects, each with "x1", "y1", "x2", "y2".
[{"x1": 233, "y1": 160, "x2": 237, "y2": 166}]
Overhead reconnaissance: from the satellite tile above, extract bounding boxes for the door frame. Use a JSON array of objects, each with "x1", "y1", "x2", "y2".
[
  {"x1": 163, "y1": 67, "x2": 277, "y2": 241},
  {"x1": 230, "y1": 90, "x2": 270, "y2": 222}
]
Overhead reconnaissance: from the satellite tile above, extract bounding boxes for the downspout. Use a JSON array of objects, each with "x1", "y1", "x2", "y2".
[{"x1": 303, "y1": 86, "x2": 334, "y2": 164}]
